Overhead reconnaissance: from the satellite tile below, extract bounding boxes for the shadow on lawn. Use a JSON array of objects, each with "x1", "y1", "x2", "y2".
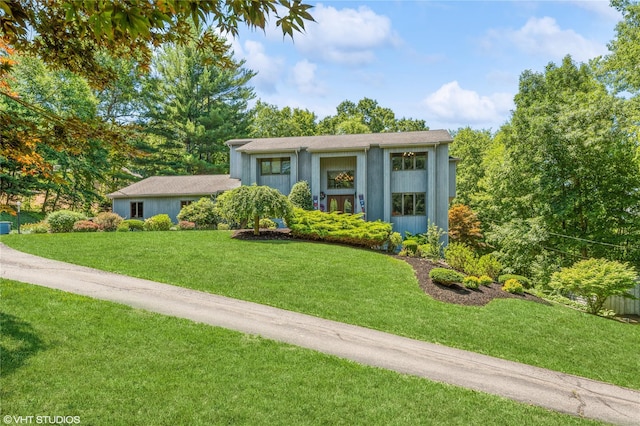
[{"x1": 0, "y1": 312, "x2": 46, "y2": 376}]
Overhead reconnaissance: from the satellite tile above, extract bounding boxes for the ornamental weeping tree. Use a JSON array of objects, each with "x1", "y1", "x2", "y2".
[{"x1": 216, "y1": 185, "x2": 292, "y2": 236}]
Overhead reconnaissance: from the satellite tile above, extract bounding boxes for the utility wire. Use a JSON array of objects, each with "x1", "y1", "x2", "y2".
[{"x1": 547, "y1": 232, "x2": 636, "y2": 249}]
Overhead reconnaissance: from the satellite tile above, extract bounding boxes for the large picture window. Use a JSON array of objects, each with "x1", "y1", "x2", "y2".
[
  {"x1": 130, "y1": 202, "x2": 144, "y2": 219},
  {"x1": 391, "y1": 193, "x2": 426, "y2": 216},
  {"x1": 327, "y1": 170, "x2": 355, "y2": 189},
  {"x1": 391, "y1": 152, "x2": 426, "y2": 171},
  {"x1": 260, "y1": 157, "x2": 291, "y2": 175}
]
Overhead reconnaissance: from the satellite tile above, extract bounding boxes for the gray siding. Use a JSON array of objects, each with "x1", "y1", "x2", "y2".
[
  {"x1": 366, "y1": 147, "x2": 384, "y2": 221},
  {"x1": 112, "y1": 197, "x2": 201, "y2": 223},
  {"x1": 258, "y1": 174, "x2": 291, "y2": 195},
  {"x1": 449, "y1": 159, "x2": 457, "y2": 201},
  {"x1": 229, "y1": 147, "x2": 243, "y2": 179},
  {"x1": 436, "y1": 144, "x2": 450, "y2": 244},
  {"x1": 297, "y1": 150, "x2": 312, "y2": 183}
]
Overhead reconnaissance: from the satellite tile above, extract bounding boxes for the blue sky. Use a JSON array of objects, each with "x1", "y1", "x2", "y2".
[{"x1": 230, "y1": 1, "x2": 621, "y2": 132}]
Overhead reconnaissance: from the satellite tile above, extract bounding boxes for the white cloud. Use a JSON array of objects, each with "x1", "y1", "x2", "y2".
[
  {"x1": 484, "y1": 16, "x2": 607, "y2": 62},
  {"x1": 294, "y1": 4, "x2": 401, "y2": 66},
  {"x1": 291, "y1": 60, "x2": 327, "y2": 96},
  {"x1": 423, "y1": 81, "x2": 513, "y2": 127},
  {"x1": 231, "y1": 39, "x2": 285, "y2": 93},
  {"x1": 569, "y1": 1, "x2": 622, "y2": 22}
]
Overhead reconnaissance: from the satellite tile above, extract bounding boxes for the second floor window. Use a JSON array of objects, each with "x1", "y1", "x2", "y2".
[{"x1": 392, "y1": 152, "x2": 426, "y2": 171}]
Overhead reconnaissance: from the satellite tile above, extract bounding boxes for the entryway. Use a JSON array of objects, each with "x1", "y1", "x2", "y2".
[{"x1": 327, "y1": 195, "x2": 355, "y2": 213}]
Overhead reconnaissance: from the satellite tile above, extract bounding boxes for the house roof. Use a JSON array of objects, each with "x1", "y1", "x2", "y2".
[
  {"x1": 107, "y1": 175, "x2": 241, "y2": 199},
  {"x1": 227, "y1": 130, "x2": 453, "y2": 154}
]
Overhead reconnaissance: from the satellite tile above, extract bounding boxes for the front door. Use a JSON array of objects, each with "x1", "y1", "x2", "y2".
[{"x1": 327, "y1": 195, "x2": 355, "y2": 214}]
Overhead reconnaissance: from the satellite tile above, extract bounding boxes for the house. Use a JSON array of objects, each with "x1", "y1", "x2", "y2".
[
  {"x1": 107, "y1": 175, "x2": 240, "y2": 222},
  {"x1": 227, "y1": 130, "x2": 457, "y2": 239}
]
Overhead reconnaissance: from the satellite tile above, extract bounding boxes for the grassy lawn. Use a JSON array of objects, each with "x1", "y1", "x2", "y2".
[
  {"x1": 0, "y1": 280, "x2": 602, "y2": 425},
  {"x1": 2, "y1": 231, "x2": 639, "y2": 391}
]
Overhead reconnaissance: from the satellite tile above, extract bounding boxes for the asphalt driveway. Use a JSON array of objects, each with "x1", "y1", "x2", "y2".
[{"x1": 1, "y1": 243, "x2": 639, "y2": 425}]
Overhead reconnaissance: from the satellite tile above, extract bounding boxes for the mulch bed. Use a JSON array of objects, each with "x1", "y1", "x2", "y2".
[
  {"x1": 232, "y1": 228, "x2": 548, "y2": 307},
  {"x1": 398, "y1": 256, "x2": 549, "y2": 307}
]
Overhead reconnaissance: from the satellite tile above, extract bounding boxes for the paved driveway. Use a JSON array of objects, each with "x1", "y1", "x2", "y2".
[{"x1": 1, "y1": 243, "x2": 639, "y2": 425}]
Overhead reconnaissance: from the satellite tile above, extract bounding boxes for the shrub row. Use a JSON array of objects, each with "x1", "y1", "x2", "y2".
[
  {"x1": 288, "y1": 208, "x2": 393, "y2": 248},
  {"x1": 444, "y1": 243, "x2": 503, "y2": 279}
]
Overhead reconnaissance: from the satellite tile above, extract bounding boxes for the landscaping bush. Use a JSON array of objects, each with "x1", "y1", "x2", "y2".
[
  {"x1": 498, "y1": 274, "x2": 532, "y2": 289},
  {"x1": 93, "y1": 212, "x2": 123, "y2": 231},
  {"x1": 463, "y1": 276, "x2": 480, "y2": 289},
  {"x1": 21, "y1": 221, "x2": 50, "y2": 234},
  {"x1": 502, "y1": 279, "x2": 524, "y2": 294},
  {"x1": 474, "y1": 254, "x2": 502, "y2": 279},
  {"x1": 288, "y1": 208, "x2": 392, "y2": 249},
  {"x1": 72, "y1": 220, "x2": 101, "y2": 232},
  {"x1": 177, "y1": 198, "x2": 220, "y2": 229},
  {"x1": 259, "y1": 218, "x2": 277, "y2": 229},
  {"x1": 478, "y1": 275, "x2": 493, "y2": 286},
  {"x1": 429, "y1": 268, "x2": 465, "y2": 287},
  {"x1": 402, "y1": 240, "x2": 419, "y2": 256},
  {"x1": 116, "y1": 222, "x2": 130, "y2": 232},
  {"x1": 122, "y1": 219, "x2": 144, "y2": 231},
  {"x1": 143, "y1": 214, "x2": 172, "y2": 231},
  {"x1": 46, "y1": 210, "x2": 87, "y2": 233},
  {"x1": 444, "y1": 242, "x2": 475, "y2": 272},
  {"x1": 387, "y1": 232, "x2": 402, "y2": 253},
  {"x1": 288, "y1": 181, "x2": 313, "y2": 210},
  {"x1": 217, "y1": 223, "x2": 230, "y2": 231},
  {"x1": 178, "y1": 220, "x2": 196, "y2": 230},
  {"x1": 549, "y1": 258, "x2": 638, "y2": 315}
]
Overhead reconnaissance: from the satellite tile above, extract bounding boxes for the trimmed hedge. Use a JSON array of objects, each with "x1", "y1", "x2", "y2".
[
  {"x1": 72, "y1": 220, "x2": 101, "y2": 232},
  {"x1": 93, "y1": 212, "x2": 123, "y2": 232},
  {"x1": 502, "y1": 279, "x2": 524, "y2": 294},
  {"x1": 122, "y1": 219, "x2": 144, "y2": 231},
  {"x1": 463, "y1": 276, "x2": 480, "y2": 289},
  {"x1": 144, "y1": 214, "x2": 172, "y2": 231},
  {"x1": 46, "y1": 210, "x2": 87, "y2": 233},
  {"x1": 429, "y1": 268, "x2": 465, "y2": 287},
  {"x1": 288, "y1": 208, "x2": 392, "y2": 248},
  {"x1": 498, "y1": 274, "x2": 532, "y2": 289}
]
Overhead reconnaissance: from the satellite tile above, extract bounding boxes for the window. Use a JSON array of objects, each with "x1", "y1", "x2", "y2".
[
  {"x1": 391, "y1": 152, "x2": 426, "y2": 171},
  {"x1": 260, "y1": 157, "x2": 291, "y2": 175},
  {"x1": 327, "y1": 170, "x2": 355, "y2": 189},
  {"x1": 130, "y1": 202, "x2": 143, "y2": 218},
  {"x1": 391, "y1": 193, "x2": 425, "y2": 216},
  {"x1": 180, "y1": 200, "x2": 193, "y2": 209}
]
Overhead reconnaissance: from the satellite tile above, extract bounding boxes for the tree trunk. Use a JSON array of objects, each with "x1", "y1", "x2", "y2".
[{"x1": 253, "y1": 214, "x2": 260, "y2": 236}]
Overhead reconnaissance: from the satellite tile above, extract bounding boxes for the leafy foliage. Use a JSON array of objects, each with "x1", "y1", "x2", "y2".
[
  {"x1": 429, "y1": 268, "x2": 465, "y2": 287},
  {"x1": 288, "y1": 181, "x2": 313, "y2": 210},
  {"x1": 387, "y1": 232, "x2": 403, "y2": 253},
  {"x1": 72, "y1": 220, "x2": 101, "y2": 232},
  {"x1": 448, "y1": 204, "x2": 484, "y2": 248},
  {"x1": 499, "y1": 274, "x2": 533, "y2": 289},
  {"x1": 93, "y1": 212, "x2": 123, "y2": 232},
  {"x1": 178, "y1": 220, "x2": 196, "y2": 231},
  {"x1": 463, "y1": 276, "x2": 480, "y2": 289},
  {"x1": 177, "y1": 198, "x2": 220, "y2": 229},
  {"x1": 259, "y1": 218, "x2": 277, "y2": 229},
  {"x1": 549, "y1": 259, "x2": 638, "y2": 315},
  {"x1": 143, "y1": 214, "x2": 172, "y2": 231},
  {"x1": 478, "y1": 275, "x2": 493, "y2": 286},
  {"x1": 122, "y1": 219, "x2": 144, "y2": 231},
  {"x1": 21, "y1": 220, "x2": 49, "y2": 234},
  {"x1": 216, "y1": 185, "x2": 292, "y2": 236},
  {"x1": 46, "y1": 210, "x2": 86, "y2": 233},
  {"x1": 444, "y1": 243, "x2": 476, "y2": 273},
  {"x1": 288, "y1": 208, "x2": 393, "y2": 249},
  {"x1": 502, "y1": 279, "x2": 524, "y2": 295}
]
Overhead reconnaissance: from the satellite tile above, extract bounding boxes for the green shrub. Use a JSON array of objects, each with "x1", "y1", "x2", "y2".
[
  {"x1": 46, "y1": 210, "x2": 87, "y2": 233},
  {"x1": 463, "y1": 276, "x2": 480, "y2": 289},
  {"x1": 419, "y1": 222, "x2": 446, "y2": 259},
  {"x1": 498, "y1": 274, "x2": 532, "y2": 289},
  {"x1": 402, "y1": 240, "x2": 419, "y2": 256},
  {"x1": 502, "y1": 279, "x2": 524, "y2": 294},
  {"x1": 429, "y1": 268, "x2": 465, "y2": 287},
  {"x1": 288, "y1": 181, "x2": 313, "y2": 210},
  {"x1": 259, "y1": 218, "x2": 277, "y2": 229},
  {"x1": 387, "y1": 232, "x2": 402, "y2": 253},
  {"x1": 116, "y1": 222, "x2": 130, "y2": 232},
  {"x1": 474, "y1": 254, "x2": 502, "y2": 279},
  {"x1": 444, "y1": 242, "x2": 475, "y2": 272},
  {"x1": 478, "y1": 275, "x2": 493, "y2": 286},
  {"x1": 178, "y1": 220, "x2": 196, "y2": 230},
  {"x1": 93, "y1": 212, "x2": 123, "y2": 232},
  {"x1": 72, "y1": 220, "x2": 101, "y2": 232},
  {"x1": 549, "y1": 258, "x2": 638, "y2": 315},
  {"x1": 143, "y1": 214, "x2": 172, "y2": 231},
  {"x1": 122, "y1": 219, "x2": 144, "y2": 231},
  {"x1": 21, "y1": 221, "x2": 50, "y2": 234},
  {"x1": 217, "y1": 223, "x2": 230, "y2": 231},
  {"x1": 288, "y1": 208, "x2": 392, "y2": 249},
  {"x1": 177, "y1": 198, "x2": 220, "y2": 229}
]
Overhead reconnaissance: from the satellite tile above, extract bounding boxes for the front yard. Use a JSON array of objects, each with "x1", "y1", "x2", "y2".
[{"x1": 2, "y1": 231, "x2": 639, "y2": 391}]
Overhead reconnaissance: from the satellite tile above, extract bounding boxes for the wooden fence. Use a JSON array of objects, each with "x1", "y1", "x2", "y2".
[{"x1": 604, "y1": 282, "x2": 640, "y2": 315}]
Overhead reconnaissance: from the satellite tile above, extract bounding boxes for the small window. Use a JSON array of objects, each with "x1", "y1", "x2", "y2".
[
  {"x1": 391, "y1": 193, "x2": 426, "y2": 216},
  {"x1": 327, "y1": 170, "x2": 355, "y2": 189},
  {"x1": 260, "y1": 157, "x2": 291, "y2": 175},
  {"x1": 180, "y1": 200, "x2": 193, "y2": 209},
  {"x1": 130, "y1": 202, "x2": 143, "y2": 219},
  {"x1": 391, "y1": 152, "x2": 426, "y2": 171}
]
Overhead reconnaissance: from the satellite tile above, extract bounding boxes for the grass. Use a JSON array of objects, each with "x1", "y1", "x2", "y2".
[
  {"x1": 0, "y1": 280, "x2": 603, "y2": 425},
  {"x1": 3, "y1": 231, "x2": 640, "y2": 391}
]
